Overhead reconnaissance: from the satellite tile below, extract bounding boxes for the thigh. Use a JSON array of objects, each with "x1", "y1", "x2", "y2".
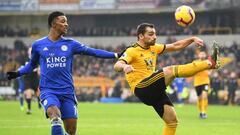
[
  {"x1": 60, "y1": 95, "x2": 78, "y2": 120},
  {"x1": 134, "y1": 69, "x2": 170, "y2": 106},
  {"x1": 40, "y1": 93, "x2": 61, "y2": 118},
  {"x1": 195, "y1": 84, "x2": 208, "y2": 97}
]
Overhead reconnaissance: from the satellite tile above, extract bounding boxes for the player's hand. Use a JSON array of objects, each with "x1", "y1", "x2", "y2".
[
  {"x1": 6, "y1": 71, "x2": 20, "y2": 80},
  {"x1": 123, "y1": 65, "x2": 134, "y2": 74},
  {"x1": 193, "y1": 37, "x2": 204, "y2": 48}
]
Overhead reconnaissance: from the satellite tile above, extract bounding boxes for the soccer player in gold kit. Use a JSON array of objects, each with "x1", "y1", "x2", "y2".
[
  {"x1": 114, "y1": 23, "x2": 220, "y2": 135},
  {"x1": 193, "y1": 51, "x2": 210, "y2": 119}
]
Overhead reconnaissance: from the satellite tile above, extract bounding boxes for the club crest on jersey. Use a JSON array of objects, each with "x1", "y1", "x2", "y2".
[{"x1": 61, "y1": 45, "x2": 68, "y2": 51}]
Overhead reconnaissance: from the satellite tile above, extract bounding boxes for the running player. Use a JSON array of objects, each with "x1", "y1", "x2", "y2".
[
  {"x1": 172, "y1": 78, "x2": 186, "y2": 107},
  {"x1": 114, "y1": 23, "x2": 220, "y2": 135},
  {"x1": 193, "y1": 51, "x2": 210, "y2": 119},
  {"x1": 7, "y1": 11, "x2": 121, "y2": 135}
]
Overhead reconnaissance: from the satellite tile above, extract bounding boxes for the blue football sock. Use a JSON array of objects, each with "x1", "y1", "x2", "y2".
[
  {"x1": 51, "y1": 117, "x2": 64, "y2": 135},
  {"x1": 19, "y1": 94, "x2": 24, "y2": 107}
]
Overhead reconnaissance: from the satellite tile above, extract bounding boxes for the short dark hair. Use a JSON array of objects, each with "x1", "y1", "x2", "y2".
[
  {"x1": 48, "y1": 11, "x2": 65, "y2": 28},
  {"x1": 137, "y1": 23, "x2": 155, "y2": 40}
]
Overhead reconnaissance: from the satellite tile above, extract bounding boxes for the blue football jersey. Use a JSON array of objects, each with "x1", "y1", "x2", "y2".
[
  {"x1": 173, "y1": 78, "x2": 185, "y2": 91},
  {"x1": 19, "y1": 36, "x2": 116, "y2": 95}
]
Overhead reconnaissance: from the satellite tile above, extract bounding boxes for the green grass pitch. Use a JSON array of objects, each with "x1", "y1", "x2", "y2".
[{"x1": 0, "y1": 101, "x2": 239, "y2": 135}]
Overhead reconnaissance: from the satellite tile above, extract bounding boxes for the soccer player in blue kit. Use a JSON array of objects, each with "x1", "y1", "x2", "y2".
[{"x1": 7, "y1": 11, "x2": 122, "y2": 135}]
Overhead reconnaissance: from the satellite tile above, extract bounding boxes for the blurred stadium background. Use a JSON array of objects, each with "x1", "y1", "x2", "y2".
[{"x1": 0, "y1": 0, "x2": 239, "y2": 134}]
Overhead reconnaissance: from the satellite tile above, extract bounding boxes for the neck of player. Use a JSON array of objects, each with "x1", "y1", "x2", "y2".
[
  {"x1": 137, "y1": 41, "x2": 150, "y2": 49},
  {"x1": 48, "y1": 29, "x2": 62, "y2": 42}
]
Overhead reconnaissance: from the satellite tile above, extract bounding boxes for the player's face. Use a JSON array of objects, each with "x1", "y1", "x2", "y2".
[
  {"x1": 198, "y1": 52, "x2": 206, "y2": 60},
  {"x1": 142, "y1": 27, "x2": 157, "y2": 46},
  {"x1": 53, "y1": 15, "x2": 68, "y2": 35}
]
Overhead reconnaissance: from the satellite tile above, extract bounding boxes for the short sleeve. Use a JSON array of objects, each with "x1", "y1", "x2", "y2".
[
  {"x1": 118, "y1": 49, "x2": 133, "y2": 64},
  {"x1": 155, "y1": 44, "x2": 166, "y2": 54}
]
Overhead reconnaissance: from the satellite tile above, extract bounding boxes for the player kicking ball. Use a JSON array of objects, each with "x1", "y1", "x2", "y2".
[{"x1": 114, "y1": 23, "x2": 220, "y2": 135}]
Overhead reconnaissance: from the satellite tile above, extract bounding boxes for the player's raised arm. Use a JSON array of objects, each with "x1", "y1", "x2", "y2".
[{"x1": 164, "y1": 36, "x2": 204, "y2": 53}]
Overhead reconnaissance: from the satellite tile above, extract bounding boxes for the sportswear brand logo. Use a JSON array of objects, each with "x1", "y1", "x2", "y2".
[{"x1": 43, "y1": 47, "x2": 48, "y2": 51}]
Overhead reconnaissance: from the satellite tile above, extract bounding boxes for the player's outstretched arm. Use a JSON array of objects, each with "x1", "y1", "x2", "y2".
[
  {"x1": 165, "y1": 36, "x2": 204, "y2": 53},
  {"x1": 84, "y1": 47, "x2": 122, "y2": 59}
]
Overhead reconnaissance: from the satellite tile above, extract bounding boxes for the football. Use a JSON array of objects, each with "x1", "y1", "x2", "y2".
[{"x1": 175, "y1": 5, "x2": 195, "y2": 27}]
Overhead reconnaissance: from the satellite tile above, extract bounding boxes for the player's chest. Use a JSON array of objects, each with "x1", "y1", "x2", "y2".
[
  {"x1": 38, "y1": 43, "x2": 71, "y2": 58},
  {"x1": 134, "y1": 50, "x2": 156, "y2": 65}
]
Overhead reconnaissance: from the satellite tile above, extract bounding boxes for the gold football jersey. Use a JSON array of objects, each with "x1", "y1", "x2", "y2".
[{"x1": 119, "y1": 43, "x2": 165, "y2": 92}]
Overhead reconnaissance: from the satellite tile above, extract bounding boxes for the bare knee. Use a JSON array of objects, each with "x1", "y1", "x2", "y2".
[
  {"x1": 163, "y1": 66, "x2": 175, "y2": 86},
  {"x1": 162, "y1": 105, "x2": 178, "y2": 124},
  {"x1": 47, "y1": 106, "x2": 61, "y2": 119}
]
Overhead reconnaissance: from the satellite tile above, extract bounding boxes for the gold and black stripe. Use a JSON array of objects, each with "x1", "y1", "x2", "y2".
[
  {"x1": 174, "y1": 65, "x2": 179, "y2": 77},
  {"x1": 136, "y1": 72, "x2": 164, "y2": 88}
]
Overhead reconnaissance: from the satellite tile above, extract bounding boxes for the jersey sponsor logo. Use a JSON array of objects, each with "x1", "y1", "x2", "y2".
[
  {"x1": 61, "y1": 45, "x2": 68, "y2": 51},
  {"x1": 46, "y1": 54, "x2": 67, "y2": 68}
]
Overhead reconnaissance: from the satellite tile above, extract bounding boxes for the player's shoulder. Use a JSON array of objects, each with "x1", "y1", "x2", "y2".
[
  {"x1": 153, "y1": 43, "x2": 165, "y2": 48},
  {"x1": 62, "y1": 37, "x2": 75, "y2": 41},
  {"x1": 62, "y1": 37, "x2": 85, "y2": 46},
  {"x1": 125, "y1": 43, "x2": 139, "y2": 51},
  {"x1": 32, "y1": 36, "x2": 48, "y2": 46}
]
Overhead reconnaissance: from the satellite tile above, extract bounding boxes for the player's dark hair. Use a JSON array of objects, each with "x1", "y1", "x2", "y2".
[
  {"x1": 48, "y1": 11, "x2": 65, "y2": 28},
  {"x1": 137, "y1": 23, "x2": 155, "y2": 40}
]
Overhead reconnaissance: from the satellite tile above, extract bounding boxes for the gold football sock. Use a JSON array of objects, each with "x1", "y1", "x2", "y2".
[
  {"x1": 203, "y1": 98, "x2": 208, "y2": 113},
  {"x1": 173, "y1": 60, "x2": 210, "y2": 77},
  {"x1": 197, "y1": 99, "x2": 201, "y2": 112},
  {"x1": 162, "y1": 123, "x2": 178, "y2": 135}
]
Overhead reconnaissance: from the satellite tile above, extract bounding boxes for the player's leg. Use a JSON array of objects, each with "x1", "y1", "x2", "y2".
[
  {"x1": 61, "y1": 94, "x2": 78, "y2": 135},
  {"x1": 41, "y1": 94, "x2": 64, "y2": 135},
  {"x1": 177, "y1": 91, "x2": 183, "y2": 107},
  {"x1": 47, "y1": 106, "x2": 65, "y2": 135},
  {"x1": 63, "y1": 119, "x2": 77, "y2": 135},
  {"x1": 24, "y1": 88, "x2": 33, "y2": 114},
  {"x1": 163, "y1": 42, "x2": 220, "y2": 86},
  {"x1": 162, "y1": 105, "x2": 178, "y2": 135},
  {"x1": 152, "y1": 102, "x2": 178, "y2": 135},
  {"x1": 196, "y1": 85, "x2": 208, "y2": 119},
  {"x1": 36, "y1": 87, "x2": 41, "y2": 109},
  {"x1": 18, "y1": 89, "x2": 24, "y2": 111},
  {"x1": 135, "y1": 70, "x2": 178, "y2": 135}
]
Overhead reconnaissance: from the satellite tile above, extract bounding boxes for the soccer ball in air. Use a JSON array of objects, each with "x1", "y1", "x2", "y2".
[{"x1": 175, "y1": 5, "x2": 195, "y2": 27}]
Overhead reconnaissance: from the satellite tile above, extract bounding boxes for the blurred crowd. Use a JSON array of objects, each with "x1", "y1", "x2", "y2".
[
  {"x1": 0, "y1": 24, "x2": 236, "y2": 38},
  {"x1": 0, "y1": 37, "x2": 239, "y2": 105}
]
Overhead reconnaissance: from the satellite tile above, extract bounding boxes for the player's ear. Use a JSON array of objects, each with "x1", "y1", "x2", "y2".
[{"x1": 139, "y1": 34, "x2": 144, "y2": 39}]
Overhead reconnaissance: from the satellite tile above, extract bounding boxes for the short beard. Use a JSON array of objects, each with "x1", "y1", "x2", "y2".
[{"x1": 145, "y1": 41, "x2": 155, "y2": 46}]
